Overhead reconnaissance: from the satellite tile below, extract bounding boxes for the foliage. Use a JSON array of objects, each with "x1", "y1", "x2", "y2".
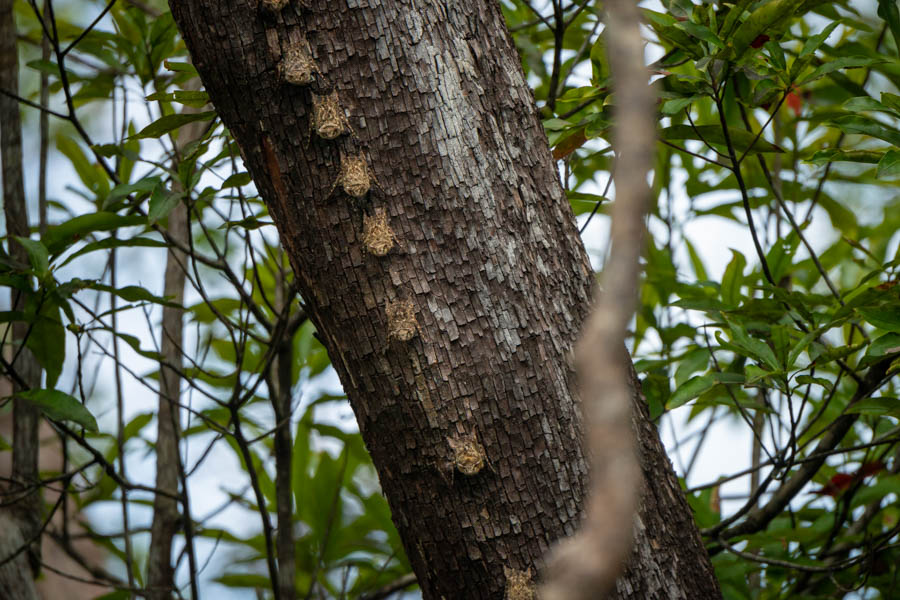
[
  {"x1": 1, "y1": 0, "x2": 899, "y2": 598},
  {"x1": 505, "y1": 0, "x2": 900, "y2": 597}
]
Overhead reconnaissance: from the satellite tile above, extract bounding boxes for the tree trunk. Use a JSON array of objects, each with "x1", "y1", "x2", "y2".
[
  {"x1": 170, "y1": 1, "x2": 722, "y2": 598},
  {"x1": 146, "y1": 103, "x2": 206, "y2": 599},
  {"x1": 1, "y1": 0, "x2": 43, "y2": 596}
]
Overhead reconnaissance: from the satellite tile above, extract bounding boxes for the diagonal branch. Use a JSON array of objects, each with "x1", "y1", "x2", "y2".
[{"x1": 541, "y1": 0, "x2": 654, "y2": 596}]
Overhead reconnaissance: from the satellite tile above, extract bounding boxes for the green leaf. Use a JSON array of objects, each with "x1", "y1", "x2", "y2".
[
  {"x1": 851, "y1": 475, "x2": 900, "y2": 509},
  {"x1": 878, "y1": 0, "x2": 900, "y2": 55},
  {"x1": 684, "y1": 238, "x2": 709, "y2": 281},
  {"x1": 882, "y1": 92, "x2": 900, "y2": 113},
  {"x1": 13, "y1": 237, "x2": 50, "y2": 277},
  {"x1": 0, "y1": 311, "x2": 26, "y2": 323},
  {"x1": 25, "y1": 301, "x2": 65, "y2": 388},
  {"x1": 113, "y1": 332, "x2": 164, "y2": 360},
  {"x1": 16, "y1": 389, "x2": 98, "y2": 432},
  {"x1": 675, "y1": 21, "x2": 724, "y2": 48},
  {"x1": 26, "y1": 59, "x2": 60, "y2": 78},
  {"x1": 542, "y1": 118, "x2": 575, "y2": 132},
  {"x1": 123, "y1": 412, "x2": 153, "y2": 441},
  {"x1": 831, "y1": 115, "x2": 900, "y2": 147},
  {"x1": 806, "y1": 149, "x2": 883, "y2": 165},
  {"x1": 720, "y1": 0, "x2": 755, "y2": 40},
  {"x1": 661, "y1": 124, "x2": 784, "y2": 153},
  {"x1": 148, "y1": 188, "x2": 184, "y2": 224},
  {"x1": 719, "y1": 318, "x2": 781, "y2": 370},
  {"x1": 163, "y1": 60, "x2": 199, "y2": 75},
  {"x1": 133, "y1": 111, "x2": 216, "y2": 140},
  {"x1": 815, "y1": 340, "x2": 866, "y2": 365},
  {"x1": 661, "y1": 96, "x2": 700, "y2": 114},
  {"x1": 846, "y1": 397, "x2": 900, "y2": 417},
  {"x1": 215, "y1": 573, "x2": 273, "y2": 589},
  {"x1": 222, "y1": 172, "x2": 252, "y2": 189},
  {"x1": 788, "y1": 326, "x2": 825, "y2": 368},
  {"x1": 589, "y1": 35, "x2": 609, "y2": 85},
  {"x1": 818, "y1": 197, "x2": 857, "y2": 237},
  {"x1": 794, "y1": 375, "x2": 833, "y2": 392},
  {"x1": 864, "y1": 333, "x2": 900, "y2": 359},
  {"x1": 730, "y1": 0, "x2": 805, "y2": 59},
  {"x1": 145, "y1": 89, "x2": 210, "y2": 108},
  {"x1": 764, "y1": 41, "x2": 786, "y2": 71},
  {"x1": 858, "y1": 308, "x2": 900, "y2": 333},
  {"x1": 644, "y1": 10, "x2": 705, "y2": 57},
  {"x1": 799, "y1": 21, "x2": 841, "y2": 58},
  {"x1": 104, "y1": 177, "x2": 161, "y2": 209},
  {"x1": 843, "y1": 96, "x2": 900, "y2": 117},
  {"x1": 669, "y1": 374, "x2": 716, "y2": 409},
  {"x1": 751, "y1": 78, "x2": 781, "y2": 107},
  {"x1": 59, "y1": 236, "x2": 167, "y2": 268},
  {"x1": 799, "y1": 57, "x2": 880, "y2": 85},
  {"x1": 57, "y1": 136, "x2": 110, "y2": 200},
  {"x1": 712, "y1": 371, "x2": 746, "y2": 385},
  {"x1": 675, "y1": 348, "x2": 711, "y2": 387},
  {"x1": 567, "y1": 191, "x2": 608, "y2": 218},
  {"x1": 88, "y1": 283, "x2": 179, "y2": 307},
  {"x1": 788, "y1": 54, "x2": 815, "y2": 83},
  {"x1": 721, "y1": 249, "x2": 747, "y2": 307},
  {"x1": 43, "y1": 212, "x2": 147, "y2": 256},
  {"x1": 744, "y1": 363, "x2": 771, "y2": 384},
  {"x1": 765, "y1": 231, "x2": 801, "y2": 282},
  {"x1": 877, "y1": 150, "x2": 900, "y2": 178}
]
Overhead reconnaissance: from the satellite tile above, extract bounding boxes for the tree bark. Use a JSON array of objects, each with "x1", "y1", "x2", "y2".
[
  {"x1": 146, "y1": 105, "x2": 205, "y2": 599},
  {"x1": 145, "y1": 200, "x2": 188, "y2": 600},
  {"x1": 1, "y1": 0, "x2": 43, "y2": 596},
  {"x1": 170, "y1": 1, "x2": 722, "y2": 598}
]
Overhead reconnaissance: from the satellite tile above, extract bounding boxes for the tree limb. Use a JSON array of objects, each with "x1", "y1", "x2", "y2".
[{"x1": 541, "y1": 0, "x2": 655, "y2": 597}]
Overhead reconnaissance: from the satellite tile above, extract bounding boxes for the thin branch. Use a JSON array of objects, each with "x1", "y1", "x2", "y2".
[
  {"x1": 716, "y1": 535, "x2": 900, "y2": 574},
  {"x1": 359, "y1": 574, "x2": 418, "y2": 600},
  {"x1": 712, "y1": 75, "x2": 775, "y2": 285},
  {"x1": 517, "y1": 0, "x2": 552, "y2": 30},
  {"x1": 709, "y1": 357, "x2": 895, "y2": 547},
  {"x1": 542, "y1": 0, "x2": 653, "y2": 595},
  {"x1": 61, "y1": 0, "x2": 116, "y2": 56},
  {"x1": 660, "y1": 139, "x2": 729, "y2": 168},
  {"x1": 108, "y1": 245, "x2": 137, "y2": 592},
  {"x1": 578, "y1": 165, "x2": 613, "y2": 234},
  {"x1": 545, "y1": 0, "x2": 566, "y2": 113}
]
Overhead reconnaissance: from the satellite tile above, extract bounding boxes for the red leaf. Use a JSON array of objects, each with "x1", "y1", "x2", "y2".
[
  {"x1": 860, "y1": 460, "x2": 886, "y2": 477},
  {"x1": 750, "y1": 34, "x2": 770, "y2": 49},
  {"x1": 812, "y1": 461, "x2": 886, "y2": 497},
  {"x1": 552, "y1": 128, "x2": 588, "y2": 161},
  {"x1": 786, "y1": 91, "x2": 802, "y2": 116},
  {"x1": 813, "y1": 473, "x2": 854, "y2": 497}
]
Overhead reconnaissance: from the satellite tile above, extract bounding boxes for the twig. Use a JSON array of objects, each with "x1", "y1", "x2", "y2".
[
  {"x1": 359, "y1": 573, "x2": 418, "y2": 600},
  {"x1": 541, "y1": 0, "x2": 653, "y2": 596}
]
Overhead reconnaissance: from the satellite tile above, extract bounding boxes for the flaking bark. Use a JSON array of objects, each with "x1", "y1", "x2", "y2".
[{"x1": 170, "y1": 1, "x2": 721, "y2": 598}]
